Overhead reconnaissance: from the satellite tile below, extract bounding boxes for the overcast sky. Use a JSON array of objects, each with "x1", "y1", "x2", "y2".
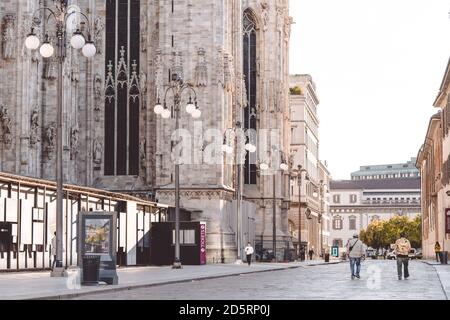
[{"x1": 289, "y1": 0, "x2": 450, "y2": 180}]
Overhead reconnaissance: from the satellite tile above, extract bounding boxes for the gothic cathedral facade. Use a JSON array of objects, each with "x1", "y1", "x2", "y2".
[{"x1": 0, "y1": 0, "x2": 292, "y2": 262}]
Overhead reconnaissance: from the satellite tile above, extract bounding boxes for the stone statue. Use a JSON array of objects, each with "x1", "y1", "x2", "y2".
[
  {"x1": 94, "y1": 74, "x2": 102, "y2": 101},
  {"x1": 223, "y1": 52, "x2": 235, "y2": 93},
  {"x1": 139, "y1": 139, "x2": 146, "y2": 169},
  {"x1": 284, "y1": 16, "x2": 293, "y2": 42},
  {"x1": 30, "y1": 109, "x2": 40, "y2": 146},
  {"x1": 195, "y1": 48, "x2": 208, "y2": 87},
  {"x1": 70, "y1": 125, "x2": 79, "y2": 160},
  {"x1": 46, "y1": 123, "x2": 56, "y2": 148},
  {"x1": 2, "y1": 15, "x2": 15, "y2": 60},
  {"x1": 139, "y1": 72, "x2": 147, "y2": 109},
  {"x1": 261, "y1": 2, "x2": 270, "y2": 31},
  {"x1": 0, "y1": 106, "x2": 12, "y2": 148},
  {"x1": 94, "y1": 17, "x2": 104, "y2": 54},
  {"x1": 93, "y1": 138, "x2": 103, "y2": 164}
]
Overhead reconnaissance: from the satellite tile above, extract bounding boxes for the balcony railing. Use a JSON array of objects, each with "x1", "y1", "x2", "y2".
[{"x1": 361, "y1": 200, "x2": 420, "y2": 205}]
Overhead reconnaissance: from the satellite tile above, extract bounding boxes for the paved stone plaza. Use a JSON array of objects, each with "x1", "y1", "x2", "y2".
[{"x1": 72, "y1": 260, "x2": 448, "y2": 300}]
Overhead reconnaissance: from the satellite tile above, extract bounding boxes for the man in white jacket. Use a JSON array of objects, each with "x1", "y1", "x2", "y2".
[
  {"x1": 244, "y1": 243, "x2": 254, "y2": 266},
  {"x1": 346, "y1": 234, "x2": 367, "y2": 280}
]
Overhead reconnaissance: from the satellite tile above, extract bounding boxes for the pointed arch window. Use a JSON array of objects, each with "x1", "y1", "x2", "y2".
[
  {"x1": 243, "y1": 10, "x2": 257, "y2": 185},
  {"x1": 105, "y1": 0, "x2": 141, "y2": 176}
]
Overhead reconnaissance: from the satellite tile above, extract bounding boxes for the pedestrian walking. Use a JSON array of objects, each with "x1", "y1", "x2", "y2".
[
  {"x1": 435, "y1": 242, "x2": 441, "y2": 263},
  {"x1": 51, "y1": 232, "x2": 57, "y2": 269},
  {"x1": 308, "y1": 247, "x2": 314, "y2": 260},
  {"x1": 244, "y1": 242, "x2": 254, "y2": 266},
  {"x1": 299, "y1": 246, "x2": 306, "y2": 262},
  {"x1": 346, "y1": 233, "x2": 366, "y2": 280},
  {"x1": 395, "y1": 232, "x2": 412, "y2": 280}
]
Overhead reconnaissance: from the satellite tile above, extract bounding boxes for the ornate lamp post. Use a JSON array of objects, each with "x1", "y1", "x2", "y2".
[
  {"x1": 154, "y1": 73, "x2": 200, "y2": 269},
  {"x1": 222, "y1": 121, "x2": 256, "y2": 263},
  {"x1": 25, "y1": 0, "x2": 96, "y2": 277},
  {"x1": 259, "y1": 151, "x2": 289, "y2": 262},
  {"x1": 295, "y1": 165, "x2": 309, "y2": 261},
  {"x1": 313, "y1": 180, "x2": 328, "y2": 257}
]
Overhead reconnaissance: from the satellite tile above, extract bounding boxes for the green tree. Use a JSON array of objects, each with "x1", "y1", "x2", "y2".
[
  {"x1": 289, "y1": 86, "x2": 302, "y2": 95},
  {"x1": 360, "y1": 219, "x2": 386, "y2": 250},
  {"x1": 360, "y1": 215, "x2": 422, "y2": 250}
]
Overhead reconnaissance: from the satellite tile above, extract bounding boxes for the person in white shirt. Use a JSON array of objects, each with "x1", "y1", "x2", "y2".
[
  {"x1": 244, "y1": 243, "x2": 254, "y2": 266},
  {"x1": 346, "y1": 233, "x2": 367, "y2": 280}
]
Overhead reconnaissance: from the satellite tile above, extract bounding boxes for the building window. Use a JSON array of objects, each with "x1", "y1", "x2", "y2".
[
  {"x1": 333, "y1": 216, "x2": 343, "y2": 230},
  {"x1": 333, "y1": 195, "x2": 341, "y2": 204},
  {"x1": 350, "y1": 194, "x2": 357, "y2": 203},
  {"x1": 349, "y1": 216, "x2": 357, "y2": 230},
  {"x1": 243, "y1": 10, "x2": 258, "y2": 185},
  {"x1": 371, "y1": 215, "x2": 380, "y2": 222},
  {"x1": 333, "y1": 239, "x2": 343, "y2": 247},
  {"x1": 105, "y1": 0, "x2": 141, "y2": 176}
]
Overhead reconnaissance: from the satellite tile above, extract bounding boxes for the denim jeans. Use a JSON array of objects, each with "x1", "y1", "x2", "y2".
[
  {"x1": 349, "y1": 257, "x2": 361, "y2": 277},
  {"x1": 397, "y1": 257, "x2": 409, "y2": 279}
]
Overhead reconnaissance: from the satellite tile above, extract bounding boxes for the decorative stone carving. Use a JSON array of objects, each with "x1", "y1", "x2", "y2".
[
  {"x1": 284, "y1": 16, "x2": 294, "y2": 42},
  {"x1": 276, "y1": 6, "x2": 285, "y2": 32},
  {"x1": 140, "y1": 139, "x2": 146, "y2": 169},
  {"x1": 70, "y1": 125, "x2": 79, "y2": 160},
  {"x1": 94, "y1": 17, "x2": 104, "y2": 54},
  {"x1": 216, "y1": 47, "x2": 224, "y2": 87},
  {"x1": 105, "y1": 61, "x2": 115, "y2": 103},
  {"x1": 223, "y1": 52, "x2": 234, "y2": 92},
  {"x1": 2, "y1": 15, "x2": 15, "y2": 60},
  {"x1": 261, "y1": 2, "x2": 270, "y2": 31},
  {"x1": 172, "y1": 51, "x2": 183, "y2": 80},
  {"x1": 45, "y1": 123, "x2": 56, "y2": 159},
  {"x1": 30, "y1": 109, "x2": 40, "y2": 146},
  {"x1": 129, "y1": 61, "x2": 140, "y2": 102},
  {"x1": 94, "y1": 74, "x2": 102, "y2": 122},
  {"x1": 194, "y1": 48, "x2": 207, "y2": 87},
  {"x1": 139, "y1": 71, "x2": 147, "y2": 109},
  {"x1": 154, "y1": 49, "x2": 163, "y2": 96},
  {"x1": 93, "y1": 138, "x2": 103, "y2": 165},
  {"x1": 157, "y1": 189, "x2": 234, "y2": 202},
  {"x1": 0, "y1": 106, "x2": 12, "y2": 148}
]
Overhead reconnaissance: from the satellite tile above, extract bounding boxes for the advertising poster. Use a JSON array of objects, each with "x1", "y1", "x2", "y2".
[
  {"x1": 200, "y1": 222, "x2": 206, "y2": 265},
  {"x1": 84, "y1": 218, "x2": 110, "y2": 254}
]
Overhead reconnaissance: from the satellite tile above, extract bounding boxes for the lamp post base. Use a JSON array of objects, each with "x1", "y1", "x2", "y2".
[
  {"x1": 172, "y1": 261, "x2": 183, "y2": 269},
  {"x1": 50, "y1": 267, "x2": 68, "y2": 278}
]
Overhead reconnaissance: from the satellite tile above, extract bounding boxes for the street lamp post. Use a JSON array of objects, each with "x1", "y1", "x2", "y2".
[
  {"x1": 296, "y1": 165, "x2": 309, "y2": 261},
  {"x1": 154, "y1": 73, "x2": 200, "y2": 269},
  {"x1": 222, "y1": 122, "x2": 256, "y2": 263},
  {"x1": 25, "y1": 0, "x2": 96, "y2": 277},
  {"x1": 260, "y1": 153, "x2": 289, "y2": 262},
  {"x1": 314, "y1": 180, "x2": 328, "y2": 257}
]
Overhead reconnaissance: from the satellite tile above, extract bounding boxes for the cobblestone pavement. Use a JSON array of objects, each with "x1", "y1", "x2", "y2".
[{"x1": 72, "y1": 260, "x2": 447, "y2": 300}]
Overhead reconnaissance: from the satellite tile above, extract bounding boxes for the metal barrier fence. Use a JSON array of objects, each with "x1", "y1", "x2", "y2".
[{"x1": 254, "y1": 238, "x2": 295, "y2": 262}]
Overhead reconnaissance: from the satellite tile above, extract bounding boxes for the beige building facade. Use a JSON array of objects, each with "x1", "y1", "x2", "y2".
[
  {"x1": 417, "y1": 57, "x2": 450, "y2": 260},
  {"x1": 288, "y1": 74, "x2": 325, "y2": 256}
]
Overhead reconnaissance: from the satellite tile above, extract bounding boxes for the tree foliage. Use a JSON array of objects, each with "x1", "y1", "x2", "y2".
[{"x1": 359, "y1": 215, "x2": 422, "y2": 250}]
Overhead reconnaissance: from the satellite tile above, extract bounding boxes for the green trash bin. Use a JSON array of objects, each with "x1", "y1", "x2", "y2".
[{"x1": 82, "y1": 255, "x2": 100, "y2": 286}]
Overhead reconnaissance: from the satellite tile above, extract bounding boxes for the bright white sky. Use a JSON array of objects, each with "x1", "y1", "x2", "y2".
[{"x1": 289, "y1": 0, "x2": 450, "y2": 180}]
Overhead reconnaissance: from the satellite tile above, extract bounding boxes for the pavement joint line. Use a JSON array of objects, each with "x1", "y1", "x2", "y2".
[
  {"x1": 421, "y1": 261, "x2": 449, "y2": 300},
  {"x1": 27, "y1": 262, "x2": 341, "y2": 300}
]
